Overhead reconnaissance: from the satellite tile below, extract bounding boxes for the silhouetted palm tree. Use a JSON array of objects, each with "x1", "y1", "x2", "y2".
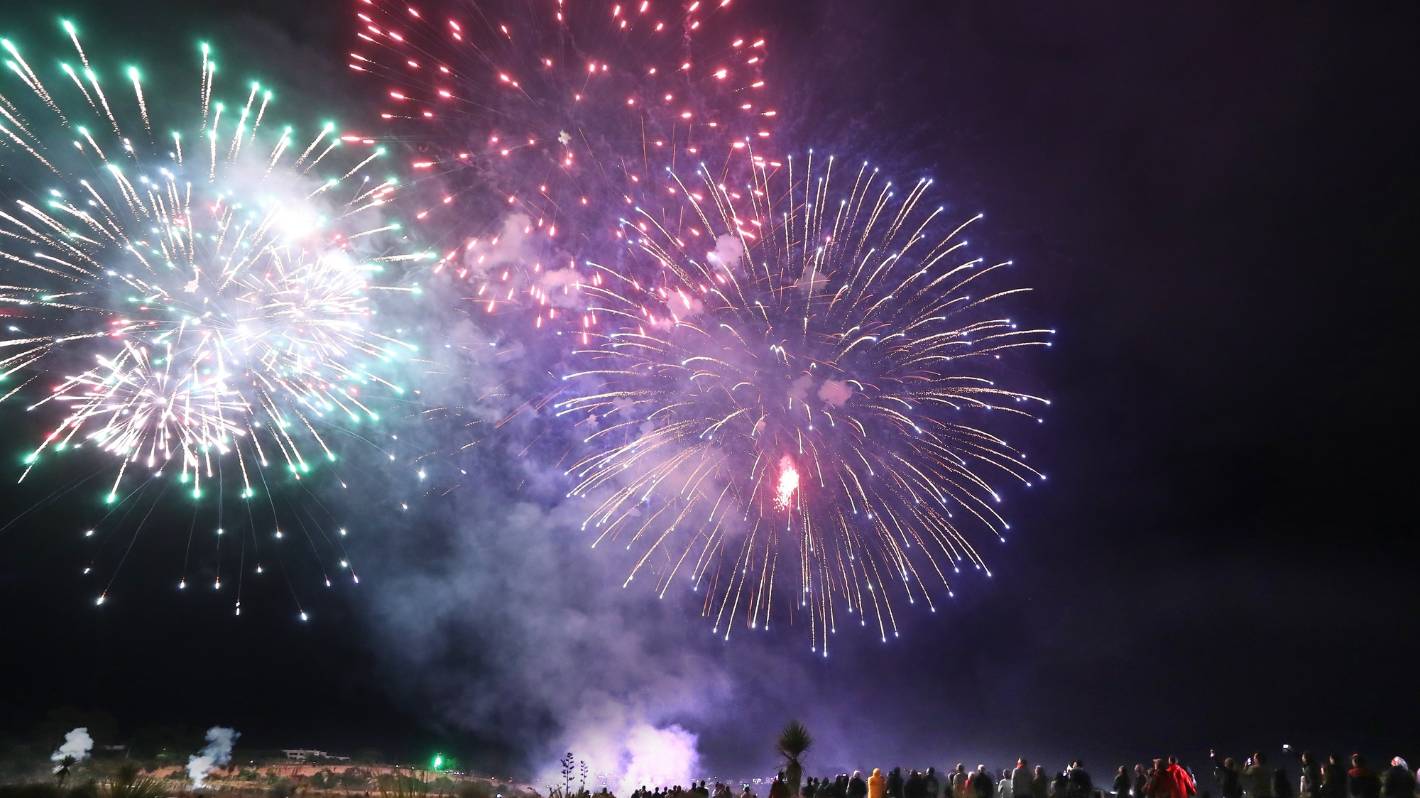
[{"x1": 777, "y1": 721, "x2": 813, "y2": 798}]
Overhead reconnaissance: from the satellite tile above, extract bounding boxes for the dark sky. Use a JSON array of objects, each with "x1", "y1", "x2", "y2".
[{"x1": 3, "y1": 0, "x2": 1419, "y2": 784}]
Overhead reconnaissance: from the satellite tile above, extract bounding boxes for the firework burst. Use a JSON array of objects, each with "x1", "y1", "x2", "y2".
[
  {"x1": 557, "y1": 151, "x2": 1053, "y2": 653},
  {"x1": 0, "y1": 21, "x2": 429, "y2": 614},
  {"x1": 348, "y1": 0, "x2": 775, "y2": 335}
]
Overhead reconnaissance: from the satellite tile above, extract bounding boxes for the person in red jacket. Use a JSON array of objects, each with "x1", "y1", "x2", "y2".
[{"x1": 1167, "y1": 757, "x2": 1197, "y2": 798}]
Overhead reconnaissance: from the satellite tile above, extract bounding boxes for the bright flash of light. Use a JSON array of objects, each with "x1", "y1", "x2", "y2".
[{"x1": 0, "y1": 23, "x2": 430, "y2": 609}]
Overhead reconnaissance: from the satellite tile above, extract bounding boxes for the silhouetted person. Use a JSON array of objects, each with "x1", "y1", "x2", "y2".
[
  {"x1": 850, "y1": 773, "x2": 868, "y2": 798},
  {"x1": 925, "y1": 769, "x2": 940, "y2": 798},
  {"x1": 1379, "y1": 760, "x2": 1414, "y2": 798},
  {"x1": 1348, "y1": 756, "x2": 1380, "y2": 798},
  {"x1": 970, "y1": 768, "x2": 994, "y2": 798},
  {"x1": 952, "y1": 768, "x2": 969, "y2": 798},
  {"x1": 1301, "y1": 754, "x2": 1322, "y2": 798},
  {"x1": 888, "y1": 770, "x2": 903, "y2": 798},
  {"x1": 1013, "y1": 761, "x2": 1033, "y2": 798},
  {"x1": 1066, "y1": 762, "x2": 1093, "y2": 798},
  {"x1": 1246, "y1": 755, "x2": 1275, "y2": 798},
  {"x1": 1321, "y1": 758, "x2": 1346, "y2": 798},
  {"x1": 1114, "y1": 768, "x2": 1131, "y2": 798},
  {"x1": 1031, "y1": 768, "x2": 1048, "y2": 798},
  {"x1": 1211, "y1": 753, "x2": 1242, "y2": 798}
]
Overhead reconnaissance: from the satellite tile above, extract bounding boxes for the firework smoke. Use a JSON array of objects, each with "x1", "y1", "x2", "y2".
[
  {"x1": 50, "y1": 727, "x2": 93, "y2": 772},
  {"x1": 187, "y1": 726, "x2": 239, "y2": 789}
]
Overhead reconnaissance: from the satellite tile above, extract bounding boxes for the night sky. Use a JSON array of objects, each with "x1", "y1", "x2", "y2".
[{"x1": 3, "y1": 0, "x2": 1418, "y2": 783}]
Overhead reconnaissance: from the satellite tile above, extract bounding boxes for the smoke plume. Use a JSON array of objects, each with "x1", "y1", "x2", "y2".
[
  {"x1": 50, "y1": 727, "x2": 93, "y2": 772},
  {"x1": 187, "y1": 726, "x2": 240, "y2": 789}
]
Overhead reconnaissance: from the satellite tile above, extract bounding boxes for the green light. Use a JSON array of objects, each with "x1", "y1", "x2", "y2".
[
  {"x1": 104, "y1": 492, "x2": 117, "y2": 505},
  {"x1": 431, "y1": 754, "x2": 443, "y2": 771},
  {"x1": 126, "y1": 66, "x2": 140, "y2": 81},
  {"x1": 61, "y1": 19, "x2": 76, "y2": 35}
]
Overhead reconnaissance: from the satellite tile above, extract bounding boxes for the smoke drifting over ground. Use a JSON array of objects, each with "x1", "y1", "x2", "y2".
[
  {"x1": 50, "y1": 728, "x2": 93, "y2": 772},
  {"x1": 188, "y1": 726, "x2": 240, "y2": 788}
]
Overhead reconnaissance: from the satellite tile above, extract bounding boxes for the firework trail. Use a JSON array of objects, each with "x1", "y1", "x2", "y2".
[
  {"x1": 348, "y1": 0, "x2": 776, "y2": 336},
  {"x1": 0, "y1": 21, "x2": 429, "y2": 614},
  {"x1": 557, "y1": 150, "x2": 1052, "y2": 653}
]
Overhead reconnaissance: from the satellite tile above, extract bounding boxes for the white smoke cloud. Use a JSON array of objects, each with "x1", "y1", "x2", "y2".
[
  {"x1": 51, "y1": 727, "x2": 93, "y2": 772},
  {"x1": 617, "y1": 725, "x2": 701, "y2": 794},
  {"x1": 187, "y1": 726, "x2": 240, "y2": 789}
]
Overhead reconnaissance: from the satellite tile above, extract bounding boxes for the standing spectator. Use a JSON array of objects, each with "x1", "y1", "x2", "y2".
[
  {"x1": 1066, "y1": 762, "x2": 1094, "y2": 798},
  {"x1": 1380, "y1": 759, "x2": 1415, "y2": 798},
  {"x1": 952, "y1": 767, "x2": 970, "y2": 798},
  {"x1": 1031, "y1": 767, "x2": 1049, "y2": 798},
  {"x1": 1321, "y1": 757, "x2": 1346, "y2": 798},
  {"x1": 1348, "y1": 757, "x2": 1380, "y2": 798},
  {"x1": 1052, "y1": 770, "x2": 1070, "y2": 798},
  {"x1": 1211, "y1": 753, "x2": 1242, "y2": 798},
  {"x1": 850, "y1": 772, "x2": 869, "y2": 798},
  {"x1": 998, "y1": 772, "x2": 1013, "y2": 798},
  {"x1": 1013, "y1": 760, "x2": 1033, "y2": 798},
  {"x1": 806, "y1": 778, "x2": 819, "y2": 798},
  {"x1": 1246, "y1": 755, "x2": 1275, "y2": 798},
  {"x1": 1134, "y1": 766, "x2": 1148, "y2": 798},
  {"x1": 1146, "y1": 759, "x2": 1179, "y2": 798},
  {"x1": 889, "y1": 770, "x2": 904, "y2": 798},
  {"x1": 1114, "y1": 767, "x2": 1131, "y2": 798},
  {"x1": 869, "y1": 770, "x2": 887, "y2": 798},
  {"x1": 1168, "y1": 757, "x2": 1197, "y2": 798},
  {"x1": 907, "y1": 772, "x2": 925, "y2": 798},
  {"x1": 972, "y1": 766, "x2": 996, "y2": 798},
  {"x1": 1301, "y1": 754, "x2": 1323, "y2": 798},
  {"x1": 926, "y1": 769, "x2": 941, "y2": 798}
]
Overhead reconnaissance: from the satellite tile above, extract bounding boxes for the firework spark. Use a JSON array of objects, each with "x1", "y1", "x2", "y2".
[
  {"x1": 0, "y1": 22, "x2": 428, "y2": 613},
  {"x1": 348, "y1": 0, "x2": 775, "y2": 335},
  {"x1": 558, "y1": 151, "x2": 1052, "y2": 653}
]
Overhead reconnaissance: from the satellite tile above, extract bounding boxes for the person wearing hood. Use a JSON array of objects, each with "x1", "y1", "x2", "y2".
[
  {"x1": 869, "y1": 770, "x2": 887, "y2": 798},
  {"x1": 1379, "y1": 759, "x2": 1415, "y2": 798},
  {"x1": 888, "y1": 770, "x2": 904, "y2": 798},
  {"x1": 1348, "y1": 756, "x2": 1380, "y2": 798}
]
